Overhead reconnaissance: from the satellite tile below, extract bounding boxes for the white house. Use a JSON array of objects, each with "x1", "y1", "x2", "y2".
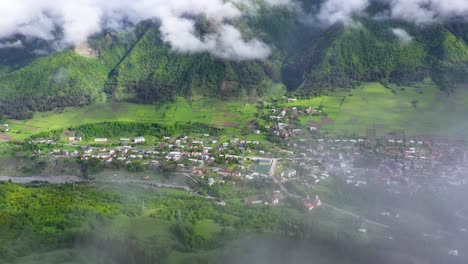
[
  {"x1": 282, "y1": 168, "x2": 297, "y2": 178},
  {"x1": 133, "y1": 137, "x2": 146, "y2": 144},
  {"x1": 208, "y1": 178, "x2": 215, "y2": 186}
]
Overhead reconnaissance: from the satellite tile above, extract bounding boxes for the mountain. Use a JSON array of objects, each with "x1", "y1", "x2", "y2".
[
  {"x1": 1, "y1": 3, "x2": 468, "y2": 119},
  {"x1": 286, "y1": 19, "x2": 468, "y2": 95},
  {"x1": 101, "y1": 23, "x2": 277, "y2": 103}
]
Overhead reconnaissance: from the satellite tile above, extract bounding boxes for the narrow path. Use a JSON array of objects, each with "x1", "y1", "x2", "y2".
[
  {"x1": 0, "y1": 176, "x2": 82, "y2": 184},
  {"x1": 93, "y1": 179, "x2": 192, "y2": 191},
  {"x1": 0, "y1": 175, "x2": 192, "y2": 191},
  {"x1": 322, "y1": 203, "x2": 390, "y2": 229},
  {"x1": 172, "y1": 172, "x2": 199, "y2": 184},
  {"x1": 270, "y1": 158, "x2": 278, "y2": 177},
  {"x1": 274, "y1": 176, "x2": 390, "y2": 229}
]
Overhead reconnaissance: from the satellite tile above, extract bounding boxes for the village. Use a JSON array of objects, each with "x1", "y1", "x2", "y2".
[
  {"x1": 0, "y1": 117, "x2": 463, "y2": 216},
  {"x1": 1, "y1": 99, "x2": 468, "y2": 213}
]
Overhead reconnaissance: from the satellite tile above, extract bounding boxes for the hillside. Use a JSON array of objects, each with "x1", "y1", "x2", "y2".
[
  {"x1": 103, "y1": 25, "x2": 276, "y2": 103},
  {"x1": 285, "y1": 19, "x2": 468, "y2": 94},
  {"x1": 1, "y1": 4, "x2": 468, "y2": 119},
  {"x1": 0, "y1": 51, "x2": 109, "y2": 119}
]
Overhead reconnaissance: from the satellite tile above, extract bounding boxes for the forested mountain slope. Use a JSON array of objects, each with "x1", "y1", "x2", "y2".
[
  {"x1": 1, "y1": 2, "x2": 468, "y2": 119},
  {"x1": 285, "y1": 19, "x2": 468, "y2": 95}
]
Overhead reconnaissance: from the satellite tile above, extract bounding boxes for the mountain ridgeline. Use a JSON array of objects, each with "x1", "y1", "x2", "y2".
[{"x1": 1, "y1": 5, "x2": 468, "y2": 119}]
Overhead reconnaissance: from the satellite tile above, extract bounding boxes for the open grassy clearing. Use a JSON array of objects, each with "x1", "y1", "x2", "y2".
[
  {"x1": 6, "y1": 97, "x2": 259, "y2": 141},
  {"x1": 328, "y1": 81, "x2": 468, "y2": 138},
  {"x1": 283, "y1": 80, "x2": 468, "y2": 138},
  {"x1": 5, "y1": 80, "x2": 468, "y2": 140}
]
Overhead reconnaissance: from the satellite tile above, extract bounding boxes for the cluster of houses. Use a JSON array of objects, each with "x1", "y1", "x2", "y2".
[
  {"x1": 283, "y1": 135, "x2": 468, "y2": 196},
  {"x1": 33, "y1": 134, "x2": 296, "y2": 181},
  {"x1": 262, "y1": 102, "x2": 326, "y2": 140},
  {"x1": 268, "y1": 102, "x2": 321, "y2": 122},
  {"x1": 244, "y1": 190, "x2": 285, "y2": 205}
]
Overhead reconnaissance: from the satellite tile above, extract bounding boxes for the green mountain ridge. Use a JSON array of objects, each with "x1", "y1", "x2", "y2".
[
  {"x1": 1, "y1": 9, "x2": 468, "y2": 119},
  {"x1": 287, "y1": 19, "x2": 468, "y2": 94}
]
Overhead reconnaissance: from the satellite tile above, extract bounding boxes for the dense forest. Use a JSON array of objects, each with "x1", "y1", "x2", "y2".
[
  {"x1": 0, "y1": 182, "x2": 457, "y2": 264},
  {"x1": 1, "y1": 2, "x2": 468, "y2": 119}
]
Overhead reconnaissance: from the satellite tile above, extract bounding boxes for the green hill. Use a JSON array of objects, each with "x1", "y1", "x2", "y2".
[
  {"x1": 1, "y1": 4, "x2": 468, "y2": 119},
  {"x1": 286, "y1": 20, "x2": 468, "y2": 94},
  {"x1": 0, "y1": 51, "x2": 108, "y2": 119},
  {"x1": 104, "y1": 25, "x2": 275, "y2": 103}
]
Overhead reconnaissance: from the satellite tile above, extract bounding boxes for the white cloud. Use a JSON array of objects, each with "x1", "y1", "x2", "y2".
[
  {"x1": 317, "y1": 0, "x2": 370, "y2": 26},
  {"x1": 389, "y1": 0, "x2": 468, "y2": 24},
  {"x1": 0, "y1": 40, "x2": 24, "y2": 49},
  {"x1": 391, "y1": 28, "x2": 413, "y2": 43},
  {"x1": 316, "y1": 0, "x2": 468, "y2": 26},
  {"x1": 0, "y1": 0, "x2": 288, "y2": 60}
]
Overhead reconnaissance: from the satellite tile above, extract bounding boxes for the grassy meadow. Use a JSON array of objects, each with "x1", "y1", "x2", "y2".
[
  {"x1": 6, "y1": 97, "x2": 259, "y2": 141},
  {"x1": 285, "y1": 80, "x2": 468, "y2": 138},
  {"x1": 5, "y1": 79, "x2": 468, "y2": 140}
]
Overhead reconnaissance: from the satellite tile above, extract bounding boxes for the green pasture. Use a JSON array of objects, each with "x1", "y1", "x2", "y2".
[
  {"x1": 6, "y1": 97, "x2": 259, "y2": 140},
  {"x1": 286, "y1": 80, "x2": 468, "y2": 138},
  {"x1": 6, "y1": 80, "x2": 468, "y2": 140}
]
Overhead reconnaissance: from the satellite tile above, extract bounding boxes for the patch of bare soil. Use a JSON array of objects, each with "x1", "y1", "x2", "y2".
[
  {"x1": 309, "y1": 117, "x2": 334, "y2": 130},
  {"x1": 214, "y1": 120, "x2": 239, "y2": 128},
  {"x1": 74, "y1": 42, "x2": 99, "y2": 58},
  {"x1": 223, "y1": 113, "x2": 238, "y2": 119}
]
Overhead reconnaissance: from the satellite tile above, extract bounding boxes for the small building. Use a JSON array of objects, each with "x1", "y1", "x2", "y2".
[
  {"x1": 282, "y1": 168, "x2": 297, "y2": 178},
  {"x1": 304, "y1": 201, "x2": 315, "y2": 211},
  {"x1": 133, "y1": 137, "x2": 146, "y2": 144},
  {"x1": 304, "y1": 195, "x2": 322, "y2": 211},
  {"x1": 94, "y1": 138, "x2": 108, "y2": 142},
  {"x1": 208, "y1": 178, "x2": 215, "y2": 186}
]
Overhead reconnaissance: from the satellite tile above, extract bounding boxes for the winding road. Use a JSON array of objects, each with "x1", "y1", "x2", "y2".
[
  {"x1": 0, "y1": 176, "x2": 82, "y2": 184},
  {"x1": 1, "y1": 173, "x2": 389, "y2": 229},
  {"x1": 273, "y1": 175, "x2": 390, "y2": 229}
]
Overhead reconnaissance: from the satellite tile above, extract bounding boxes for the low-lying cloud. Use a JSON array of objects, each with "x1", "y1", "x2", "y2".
[
  {"x1": 317, "y1": 0, "x2": 369, "y2": 26},
  {"x1": 391, "y1": 28, "x2": 413, "y2": 43},
  {"x1": 2, "y1": 0, "x2": 468, "y2": 60},
  {"x1": 0, "y1": 40, "x2": 23, "y2": 49},
  {"x1": 317, "y1": 0, "x2": 468, "y2": 25},
  {"x1": 0, "y1": 0, "x2": 289, "y2": 60}
]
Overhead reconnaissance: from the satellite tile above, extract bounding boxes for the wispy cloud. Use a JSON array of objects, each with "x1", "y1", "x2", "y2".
[
  {"x1": 0, "y1": 0, "x2": 289, "y2": 60},
  {"x1": 391, "y1": 28, "x2": 413, "y2": 43},
  {"x1": 316, "y1": 0, "x2": 468, "y2": 25},
  {"x1": 0, "y1": 40, "x2": 23, "y2": 49}
]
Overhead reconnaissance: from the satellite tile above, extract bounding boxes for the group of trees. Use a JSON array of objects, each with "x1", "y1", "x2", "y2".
[
  {"x1": 0, "y1": 50, "x2": 107, "y2": 119},
  {"x1": 72, "y1": 121, "x2": 221, "y2": 139},
  {"x1": 0, "y1": 181, "x2": 290, "y2": 262},
  {"x1": 285, "y1": 18, "x2": 468, "y2": 95},
  {"x1": 0, "y1": 93, "x2": 94, "y2": 120}
]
